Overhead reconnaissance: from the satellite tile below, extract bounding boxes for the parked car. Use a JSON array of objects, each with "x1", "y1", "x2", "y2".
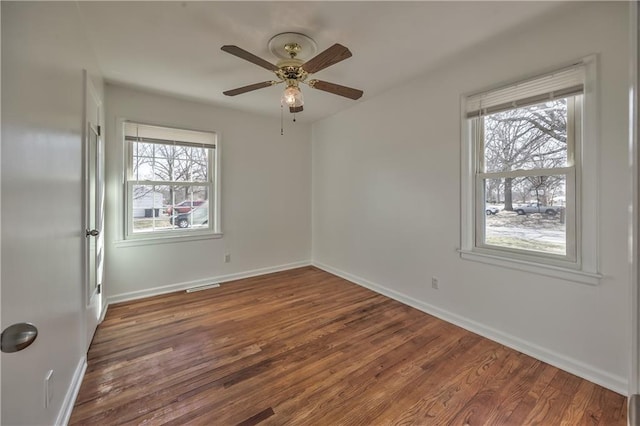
[
  {"x1": 485, "y1": 205, "x2": 500, "y2": 215},
  {"x1": 170, "y1": 201, "x2": 209, "y2": 228},
  {"x1": 165, "y1": 200, "x2": 205, "y2": 215},
  {"x1": 514, "y1": 203, "x2": 561, "y2": 216}
]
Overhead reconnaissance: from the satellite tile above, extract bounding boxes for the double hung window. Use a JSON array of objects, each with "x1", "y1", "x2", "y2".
[
  {"x1": 124, "y1": 122, "x2": 220, "y2": 239},
  {"x1": 461, "y1": 60, "x2": 599, "y2": 283}
]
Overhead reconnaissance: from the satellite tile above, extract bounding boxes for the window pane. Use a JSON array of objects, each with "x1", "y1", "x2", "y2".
[
  {"x1": 152, "y1": 156, "x2": 172, "y2": 181},
  {"x1": 131, "y1": 185, "x2": 171, "y2": 233},
  {"x1": 174, "y1": 145, "x2": 191, "y2": 160},
  {"x1": 483, "y1": 99, "x2": 568, "y2": 173},
  {"x1": 167, "y1": 186, "x2": 209, "y2": 230},
  {"x1": 483, "y1": 176, "x2": 567, "y2": 256},
  {"x1": 131, "y1": 142, "x2": 154, "y2": 181},
  {"x1": 154, "y1": 143, "x2": 175, "y2": 160},
  {"x1": 172, "y1": 146, "x2": 209, "y2": 182}
]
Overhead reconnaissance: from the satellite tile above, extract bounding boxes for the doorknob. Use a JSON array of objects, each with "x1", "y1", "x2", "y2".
[
  {"x1": 86, "y1": 229, "x2": 100, "y2": 237},
  {"x1": 1, "y1": 323, "x2": 38, "y2": 353}
]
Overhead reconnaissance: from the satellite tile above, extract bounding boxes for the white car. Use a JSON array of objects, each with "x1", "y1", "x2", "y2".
[
  {"x1": 514, "y1": 203, "x2": 560, "y2": 216},
  {"x1": 485, "y1": 205, "x2": 500, "y2": 215}
]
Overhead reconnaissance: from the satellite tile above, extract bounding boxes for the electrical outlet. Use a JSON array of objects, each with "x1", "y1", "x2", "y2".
[
  {"x1": 224, "y1": 253, "x2": 231, "y2": 263},
  {"x1": 431, "y1": 277, "x2": 439, "y2": 290},
  {"x1": 44, "y1": 370, "x2": 53, "y2": 408}
]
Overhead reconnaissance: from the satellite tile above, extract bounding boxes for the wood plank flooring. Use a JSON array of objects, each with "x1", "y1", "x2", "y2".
[{"x1": 70, "y1": 266, "x2": 627, "y2": 425}]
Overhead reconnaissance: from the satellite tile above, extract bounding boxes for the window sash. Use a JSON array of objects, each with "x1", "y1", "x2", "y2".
[
  {"x1": 126, "y1": 141, "x2": 214, "y2": 183},
  {"x1": 125, "y1": 182, "x2": 214, "y2": 237},
  {"x1": 475, "y1": 97, "x2": 577, "y2": 174},
  {"x1": 474, "y1": 170, "x2": 576, "y2": 263}
]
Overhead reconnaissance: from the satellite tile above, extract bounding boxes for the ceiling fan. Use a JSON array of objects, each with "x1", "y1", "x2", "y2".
[{"x1": 221, "y1": 32, "x2": 363, "y2": 114}]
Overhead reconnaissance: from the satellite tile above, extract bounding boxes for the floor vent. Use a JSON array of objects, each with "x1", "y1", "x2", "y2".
[{"x1": 186, "y1": 283, "x2": 220, "y2": 293}]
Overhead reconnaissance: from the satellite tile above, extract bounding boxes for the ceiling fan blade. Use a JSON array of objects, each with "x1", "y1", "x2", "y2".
[
  {"x1": 223, "y1": 81, "x2": 276, "y2": 96},
  {"x1": 301, "y1": 44, "x2": 352, "y2": 74},
  {"x1": 289, "y1": 106, "x2": 303, "y2": 113},
  {"x1": 221, "y1": 45, "x2": 279, "y2": 72},
  {"x1": 308, "y1": 80, "x2": 363, "y2": 100}
]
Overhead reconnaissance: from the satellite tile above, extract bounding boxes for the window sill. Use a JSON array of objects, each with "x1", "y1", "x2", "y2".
[
  {"x1": 458, "y1": 249, "x2": 601, "y2": 285},
  {"x1": 114, "y1": 232, "x2": 223, "y2": 248}
]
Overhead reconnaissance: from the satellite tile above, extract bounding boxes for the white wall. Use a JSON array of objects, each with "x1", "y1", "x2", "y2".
[
  {"x1": 1, "y1": 2, "x2": 103, "y2": 424},
  {"x1": 312, "y1": 2, "x2": 630, "y2": 393},
  {"x1": 105, "y1": 85, "x2": 311, "y2": 300}
]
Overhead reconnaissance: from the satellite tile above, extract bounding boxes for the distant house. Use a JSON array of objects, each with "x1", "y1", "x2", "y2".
[{"x1": 132, "y1": 190, "x2": 164, "y2": 218}]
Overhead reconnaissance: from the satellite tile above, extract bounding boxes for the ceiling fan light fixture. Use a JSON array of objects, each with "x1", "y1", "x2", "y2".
[{"x1": 281, "y1": 85, "x2": 304, "y2": 108}]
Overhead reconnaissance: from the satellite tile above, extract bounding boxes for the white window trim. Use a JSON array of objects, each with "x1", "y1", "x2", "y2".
[
  {"x1": 115, "y1": 118, "x2": 223, "y2": 246},
  {"x1": 460, "y1": 55, "x2": 601, "y2": 285}
]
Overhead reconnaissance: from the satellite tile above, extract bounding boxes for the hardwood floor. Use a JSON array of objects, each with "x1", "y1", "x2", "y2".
[{"x1": 70, "y1": 267, "x2": 626, "y2": 425}]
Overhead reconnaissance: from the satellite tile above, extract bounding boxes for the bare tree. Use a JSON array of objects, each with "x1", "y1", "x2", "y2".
[
  {"x1": 483, "y1": 100, "x2": 567, "y2": 210},
  {"x1": 132, "y1": 143, "x2": 209, "y2": 206}
]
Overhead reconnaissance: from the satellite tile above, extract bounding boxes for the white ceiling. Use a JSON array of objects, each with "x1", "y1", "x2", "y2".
[{"x1": 77, "y1": 1, "x2": 571, "y2": 123}]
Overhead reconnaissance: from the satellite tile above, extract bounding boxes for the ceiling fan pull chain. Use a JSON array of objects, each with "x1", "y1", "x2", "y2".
[{"x1": 293, "y1": 113, "x2": 296, "y2": 123}]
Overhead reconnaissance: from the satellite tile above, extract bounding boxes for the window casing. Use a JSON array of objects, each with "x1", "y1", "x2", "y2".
[
  {"x1": 124, "y1": 122, "x2": 220, "y2": 240},
  {"x1": 460, "y1": 58, "x2": 600, "y2": 284}
]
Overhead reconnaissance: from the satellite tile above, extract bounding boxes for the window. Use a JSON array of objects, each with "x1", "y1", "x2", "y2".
[
  {"x1": 124, "y1": 122, "x2": 220, "y2": 240},
  {"x1": 461, "y1": 59, "x2": 600, "y2": 284}
]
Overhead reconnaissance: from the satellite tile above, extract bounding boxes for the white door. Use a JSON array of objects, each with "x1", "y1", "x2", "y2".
[{"x1": 84, "y1": 71, "x2": 105, "y2": 351}]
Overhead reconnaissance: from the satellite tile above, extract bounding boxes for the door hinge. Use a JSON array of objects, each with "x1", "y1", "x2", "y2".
[
  {"x1": 97, "y1": 125, "x2": 101, "y2": 136},
  {"x1": 97, "y1": 284, "x2": 102, "y2": 295}
]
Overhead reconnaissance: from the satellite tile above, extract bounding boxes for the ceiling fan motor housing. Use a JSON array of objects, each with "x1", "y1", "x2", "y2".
[{"x1": 276, "y1": 64, "x2": 308, "y2": 83}]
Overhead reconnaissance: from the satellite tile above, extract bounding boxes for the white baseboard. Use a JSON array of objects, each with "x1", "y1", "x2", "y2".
[
  {"x1": 56, "y1": 356, "x2": 87, "y2": 426},
  {"x1": 108, "y1": 260, "x2": 312, "y2": 304},
  {"x1": 312, "y1": 261, "x2": 628, "y2": 396}
]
